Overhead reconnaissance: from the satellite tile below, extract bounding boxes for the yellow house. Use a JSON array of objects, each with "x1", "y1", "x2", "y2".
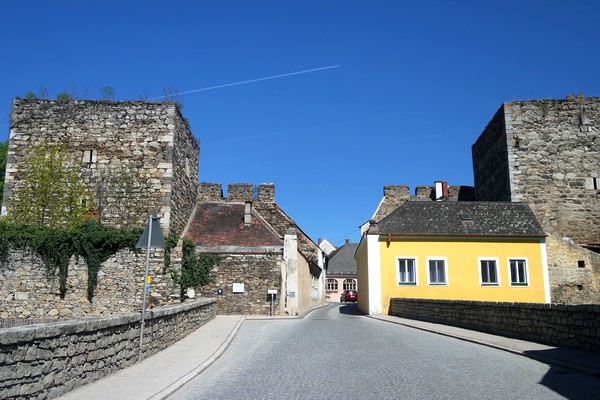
[{"x1": 356, "y1": 200, "x2": 550, "y2": 315}]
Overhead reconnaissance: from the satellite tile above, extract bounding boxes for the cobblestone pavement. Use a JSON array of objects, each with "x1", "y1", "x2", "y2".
[{"x1": 170, "y1": 303, "x2": 600, "y2": 400}]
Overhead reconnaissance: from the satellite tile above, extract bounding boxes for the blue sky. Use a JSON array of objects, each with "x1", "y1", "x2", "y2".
[{"x1": 1, "y1": 1, "x2": 599, "y2": 247}]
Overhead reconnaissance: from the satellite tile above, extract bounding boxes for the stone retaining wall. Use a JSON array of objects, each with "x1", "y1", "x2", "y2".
[
  {"x1": 197, "y1": 253, "x2": 283, "y2": 315},
  {"x1": 0, "y1": 299, "x2": 216, "y2": 399},
  {"x1": 389, "y1": 298, "x2": 600, "y2": 352},
  {"x1": 546, "y1": 234, "x2": 600, "y2": 304},
  {"x1": 0, "y1": 247, "x2": 181, "y2": 319}
]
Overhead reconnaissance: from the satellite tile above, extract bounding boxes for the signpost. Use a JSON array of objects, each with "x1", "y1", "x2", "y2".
[
  {"x1": 268, "y1": 289, "x2": 277, "y2": 316},
  {"x1": 136, "y1": 210, "x2": 165, "y2": 362}
]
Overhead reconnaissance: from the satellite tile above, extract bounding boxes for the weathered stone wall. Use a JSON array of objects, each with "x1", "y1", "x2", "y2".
[
  {"x1": 197, "y1": 182, "x2": 224, "y2": 202},
  {"x1": 0, "y1": 299, "x2": 216, "y2": 399},
  {"x1": 414, "y1": 185, "x2": 476, "y2": 201},
  {"x1": 164, "y1": 108, "x2": 199, "y2": 235},
  {"x1": 3, "y1": 99, "x2": 199, "y2": 235},
  {"x1": 196, "y1": 253, "x2": 283, "y2": 315},
  {"x1": 472, "y1": 96, "x2": 600, "y2": 246},
  {"x1": 546, "y1": 234, "x2": 600, "y2": 304},
  {"x1": 372, "y1": 185, "x2": 410, "y2": 222},
  {"x1": 389, "y1": 298, "x2": 600, "y2": 352},
  {"x1": 0, "y1": 247, "x2": 181, "y2": 319},
  {"x1": 472, "y1": 106, "x2": 511, "y2": 201}
]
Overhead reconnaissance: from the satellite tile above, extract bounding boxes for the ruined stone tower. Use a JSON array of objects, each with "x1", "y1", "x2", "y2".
[
  {"x1": 2, "y1": 99, "x2": 199, "y2": 234},
  {"x1": 472, "y1": 96, "x2": 600, "y2": 303},
  {"x1": 472, "y1": 95, "x2": 600, "y2": 251}
]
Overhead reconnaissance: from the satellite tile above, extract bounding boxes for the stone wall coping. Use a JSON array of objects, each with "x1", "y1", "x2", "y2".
[
  {"x1": 389, "y1": 298, "x2": 600, "y2": 352},
  {"x1": 392, "y1": 298, "x2": 600, "y2": 312},
  {"x1": 0, "y1": 299, "x2": 215, "y2": 345},
  {"x1": 195, "y1": 245, "x2": 283, "y2": 254}
]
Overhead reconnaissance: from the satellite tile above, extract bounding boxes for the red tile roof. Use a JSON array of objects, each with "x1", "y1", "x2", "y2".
[{"x1": 184, "y1": 202, "x2": 282, "y2": 247}]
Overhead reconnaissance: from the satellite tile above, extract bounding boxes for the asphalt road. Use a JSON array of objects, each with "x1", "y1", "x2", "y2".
[{"x1": 170, "y1": 303, "x2": 600, "y2": 400}]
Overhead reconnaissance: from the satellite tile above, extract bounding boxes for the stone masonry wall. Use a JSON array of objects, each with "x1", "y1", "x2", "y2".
[
  {"x1": 372, "y1": 185, "x2": 410, "y2": 222},
  {"x1": 197, "y1": 253, "x2": 283, "y2": 315},
  {"x1": 473, "y1": 96, "x2": 600, "y2": 246},
  {"x1": 0, "y1": 247, "x2": 181, "y2": 319},
  {"x1": 472, "y1": 106, "x2": 512, "y2": 201},
  {"x1": 414, "y1": 185, "x2": 476, "y2": 201},
  {"x1": 546, "y1": 234, "x2": 600, "y2": 304},
  {"x1": 389, "y1": 298, "x2": 600, "y2": 352},
  {"x1": 3, "y1": 99, "x2": 198, "y2": 234},
  {"x1": 170, "y1": 111, "x2": 199, "y2": 235},
  {"x1": 0, "y1": 299, "x2": 216, "y2": 399}
]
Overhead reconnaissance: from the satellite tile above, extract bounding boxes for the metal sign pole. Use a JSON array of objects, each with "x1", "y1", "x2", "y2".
[{"x1": 138, "y1": 213, "x2": 152, "y2": 362}]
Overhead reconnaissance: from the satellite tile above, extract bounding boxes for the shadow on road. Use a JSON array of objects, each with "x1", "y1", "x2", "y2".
[
  {"x1": 525, "y1": 347, "x2": 600, "y2": 397},
  {"x1": 338, "y1": 302, "x2": 364, "y2": 315}
]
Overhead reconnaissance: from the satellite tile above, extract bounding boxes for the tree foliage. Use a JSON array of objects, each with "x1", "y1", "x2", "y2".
[
  {"x1": 100, "y1": 86, "x2": 115, "y2": 100},
  {"x1": 56, "y1": 92, "x2": 72, "y2": 100},
  {"x1": 9, "y1": 144, "x2": 90, "y2": 228}
]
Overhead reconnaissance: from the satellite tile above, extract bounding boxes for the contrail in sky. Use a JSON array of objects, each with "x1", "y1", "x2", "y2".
[{"x1": 150, "y1": 65, "x2": 340, "y2": 100}]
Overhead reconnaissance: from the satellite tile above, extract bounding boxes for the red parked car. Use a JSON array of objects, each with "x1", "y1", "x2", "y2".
[{"x1": 340, "y1": 290, "x2": 358, "y2": 303}]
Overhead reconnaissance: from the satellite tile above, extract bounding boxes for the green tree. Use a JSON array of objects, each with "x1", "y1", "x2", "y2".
[
  {"x1": 24, "y1": 92, "x2": 37, "y2": 99},
  {"x1": 56, "y1": 92, "x2": 72, "y2": 101},
  {"x1": 9, "y1": 144, "x2": 90, "y2": 227},
  {"x1": 0, "y1": 141, "x2": 7, "y2": 206}
]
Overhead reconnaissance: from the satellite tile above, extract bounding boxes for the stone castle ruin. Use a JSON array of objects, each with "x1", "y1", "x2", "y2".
[
  {"x1": 2, "y1": 99, "x2": 199, "y2": 234},
  {"x1": 1, "y1": 95, "x2": 599, "y2": 309},
  {"x1": 0, "y1": 99, "x2": 201, "y2": 318},
  {"x1": 472, "y1": 95, "x2": 599, "y2": 251},
  {"x1": 472, "y1": 95, "x2": 600, "y2": 303},
  {"x1": 0, "y1": 99, "x2": 325, "y2": 319}
]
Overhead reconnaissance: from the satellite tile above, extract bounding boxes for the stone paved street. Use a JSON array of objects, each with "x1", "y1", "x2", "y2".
[{"x1": 169, "y1": 304, "x2": 600, "y2": 399}]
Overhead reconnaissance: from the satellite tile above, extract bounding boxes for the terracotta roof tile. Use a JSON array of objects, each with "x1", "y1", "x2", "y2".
[{"x1": 185, "y1": 203, "x2": 282, "y2": 247}]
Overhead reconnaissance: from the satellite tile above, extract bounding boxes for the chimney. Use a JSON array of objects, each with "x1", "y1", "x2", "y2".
[
  {"x1": 345, "y1": 239, "x2": 349, "y2": 245},
  {"x1": 244, "y1": 201, "x2": 252, "y2": 225},
  {"x1": 435, "y1": 181, "x2": 449, "y2": 201}
]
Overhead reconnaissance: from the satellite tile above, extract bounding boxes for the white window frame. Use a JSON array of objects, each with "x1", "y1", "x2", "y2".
[
  {"x1": 508, "y1": 258, "x2": 529, "y2": 287},
  {"x1": 396, "y1": 257, "x2": 418, "y2": 286},
  {"x1": 426, "y1": 257, "x2": 448, "y2": 286},
  {"x1": 82, "y1": 149, "x2": 97, "y2": 165},
  {"x1": 478, "y1": 257, "x2": 500, "y2": 286},
  {"x1": 343, "y1": 279, "x2": 357, "y2": 290},
  {"x1": 325, "y1": 278, "x2": 338, "y2": 291}
]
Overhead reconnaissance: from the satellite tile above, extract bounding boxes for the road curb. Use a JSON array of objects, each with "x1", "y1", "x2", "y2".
[{"x1": 149, "y1": 315, "x2": 246, "y2": 400}]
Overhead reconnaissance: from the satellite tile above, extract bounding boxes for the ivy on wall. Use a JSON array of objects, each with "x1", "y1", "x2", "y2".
[
  {"x1": 171, "y1": 238, "x2": 219, "y2": 300},
  {"x1": 0, "y1": 220, "x2": 141, "y2": 300}
]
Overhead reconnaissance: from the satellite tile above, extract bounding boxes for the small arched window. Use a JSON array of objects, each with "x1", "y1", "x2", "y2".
[
  {"x1": 326, "y1": 279, "x2": 338, "y2": 291},
  {"x1": 343, "y1": 279, "x2": 357, "y2": 290}
]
